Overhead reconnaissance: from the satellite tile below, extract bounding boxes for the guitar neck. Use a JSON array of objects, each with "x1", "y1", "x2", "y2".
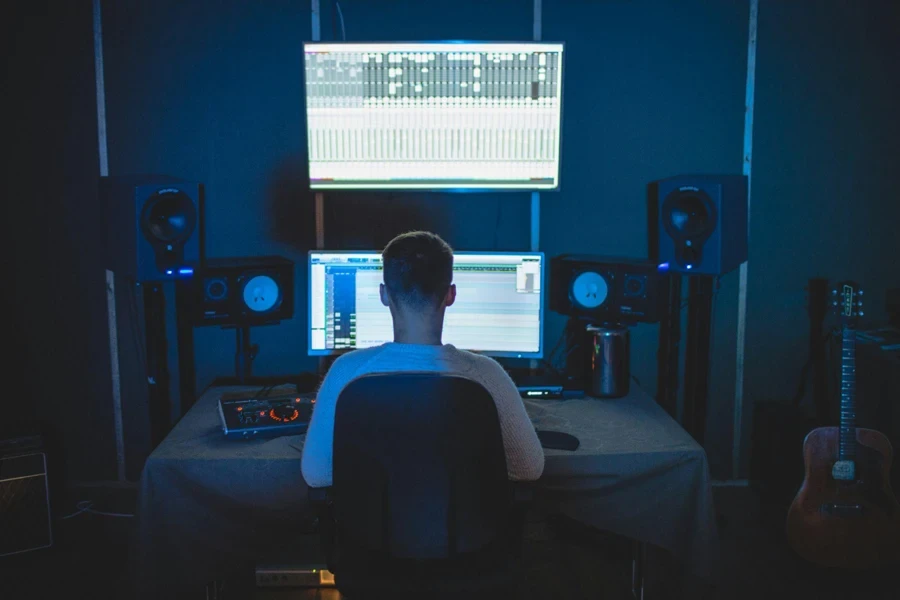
[{"x1": 839, "y1": 325, "x2": 857, "y2": 461}]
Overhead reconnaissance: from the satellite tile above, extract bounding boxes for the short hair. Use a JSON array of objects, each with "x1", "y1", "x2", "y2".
[{"x1": 382, "y1": 231, "x2": 454, "y2": 308}]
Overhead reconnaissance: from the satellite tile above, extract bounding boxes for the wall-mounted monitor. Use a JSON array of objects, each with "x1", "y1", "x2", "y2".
[
  {"x1": 303, "y1": 42, "x2": 564, "y2": 191},
  {"x1": 308, "y1": 251, "x2": 545, "y2": 358}
]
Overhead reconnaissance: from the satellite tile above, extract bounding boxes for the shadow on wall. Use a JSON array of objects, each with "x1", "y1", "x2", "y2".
[
  {"x1": 268, "y1": 155, "x2": 451, "y2": 251},
  {"x1": 267, "y1": 154, "x2": 317, "y2": 252},
  {"x1": 324, "y1": 193, "x2": 451, "y2": 250}
]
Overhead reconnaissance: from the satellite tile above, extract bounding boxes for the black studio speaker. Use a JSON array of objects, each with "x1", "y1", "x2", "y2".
[
  {"x1": 649, "y1": 174, "x2": 748, "y2": 275},
  {"x1": 102, "y1": 175, "x2": 202, "y2": 282},
  {"x1": 194, "y1": 257, "x2": 295, "y2": 327},
  {"x1": 550, "y1": 255, "x2": 668, "y2": 323}
]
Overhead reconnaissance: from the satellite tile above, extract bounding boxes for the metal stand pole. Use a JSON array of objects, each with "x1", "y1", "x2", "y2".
[
  {"x1": 683, "y1": 276, "x2": 714, "y2": 444},
  {"x1": 143, "y1": 283, "x2": 171, "y2": 447},
  {"x1": 656, "y1": 274, "x2": 681, "y2": 419},
  {"x1": 234, "y1": 326, "x2": 258, "y2": 384}
]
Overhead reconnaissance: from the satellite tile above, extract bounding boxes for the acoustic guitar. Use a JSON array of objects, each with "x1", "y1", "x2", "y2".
[{"x1": 786, "y1": 281, "x2": 900, "y2": 568}]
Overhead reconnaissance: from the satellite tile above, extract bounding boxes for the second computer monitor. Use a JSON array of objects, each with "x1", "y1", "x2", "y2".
[
  {"x1": 309, "y1": 251, "x2": 544, "y2": 358},
  {"x1": 303, "y1": 41, "x2": 564, "y2": 190}
]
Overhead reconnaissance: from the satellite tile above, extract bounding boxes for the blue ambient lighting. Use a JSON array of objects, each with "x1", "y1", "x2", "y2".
[
  {"x1": 166, "y1": 270, "x2": 173, "y2": 275},
  {"x1": 657, "y1": 262, "x2": 670, "y2": 271},
  {"x1": 686, "y1": 264, "x2": 693, "y2": 270},
  {"x1": 179, "y1": 268, "x2": 194, "y2": 275}
]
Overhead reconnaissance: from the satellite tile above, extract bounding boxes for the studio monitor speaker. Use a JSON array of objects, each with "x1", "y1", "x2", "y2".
[
  {"x1": 194, "y1": 257, "x2": 295, "y2": 327},
  {"x1": 649, "y1": 174, "x2": 748, "y2": 275},
  {"x1": 550, "y1": 255, "x2": 668, "y2": 324},
  {"x1": 102, "y1": 175, "x2": 202, "y2": 282}
]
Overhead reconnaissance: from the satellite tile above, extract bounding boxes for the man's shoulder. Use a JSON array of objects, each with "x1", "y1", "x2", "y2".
[
  {"x1": 328, "y1": 345, "x2": 387, "y2": 375},
  {"x1": 445, "y1": 347, "x2": 509, "y2": 379}
]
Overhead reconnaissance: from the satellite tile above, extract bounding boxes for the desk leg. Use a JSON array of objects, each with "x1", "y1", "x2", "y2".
[{"x1": 632, "y1": 540, "x2": 646, "y2": 600}]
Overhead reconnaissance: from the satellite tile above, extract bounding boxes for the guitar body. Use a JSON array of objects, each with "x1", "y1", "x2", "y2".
[{"x1": 787, "y1": 426, "x2": 900, "y2": 568}]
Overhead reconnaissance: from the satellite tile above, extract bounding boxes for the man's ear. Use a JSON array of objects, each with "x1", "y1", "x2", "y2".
[
  {"x1": 445, "y1": 283, "x2": 457, "y2": 308},
  {"x1": 380, "y1": 283, "x2": 390, "y2": 307}
]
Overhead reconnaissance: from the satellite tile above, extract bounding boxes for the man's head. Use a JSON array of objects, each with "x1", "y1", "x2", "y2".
[{"x1": 380, "y1": 232, "x2": 456, "y2": 322}]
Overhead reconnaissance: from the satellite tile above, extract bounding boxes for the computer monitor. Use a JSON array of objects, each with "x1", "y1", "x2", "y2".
[
  {"x1": 308, "y1": 251, "x2": 544, "y2": 358},
  {"x1": 303, "y1": 41, "x2": 564, "y2": 190}
]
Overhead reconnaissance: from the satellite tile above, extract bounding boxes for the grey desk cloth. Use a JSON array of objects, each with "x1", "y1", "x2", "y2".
[{"x1": 134, "y1": 385, "x2": 716, "y2": 597}]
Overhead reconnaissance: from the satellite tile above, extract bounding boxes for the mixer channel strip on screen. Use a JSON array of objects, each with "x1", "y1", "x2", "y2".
[{"x1": 304, "y1": 42, "x2": 563, "y2": 189}]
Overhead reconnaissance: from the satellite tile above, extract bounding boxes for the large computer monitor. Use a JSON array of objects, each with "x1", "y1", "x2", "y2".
[
  {"x1": 303, "y1": 41, "x2": 564, "y2": 190},
  {"x1": 308, "y1": 251, "x2": 544, "y2": 358}
]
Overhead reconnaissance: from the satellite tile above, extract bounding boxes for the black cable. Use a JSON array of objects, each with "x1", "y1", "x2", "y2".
[
  {"x1": 555, "y1": 342, "x2": 582, "y2": 375},
  {"x1": 541, "y1": 327, "x2": 567, "y2": 374},
  {"x1": 252, "y1": 384, "x2": 274, "y2": 400},
  {"x1": 335, "y1": 1, "x2": 347, "y2": 40}
]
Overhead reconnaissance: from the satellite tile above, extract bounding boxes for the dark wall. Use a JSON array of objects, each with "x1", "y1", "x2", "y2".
[
  {"x1": 744, "y1": 0, "x2": 900, "y2": 473},
  {"x1": 12, "y1": 1, "x2": 898, "y2": 481},
  {"x1": 8, "y1": 0, "x2": 114, "y2": 480}
]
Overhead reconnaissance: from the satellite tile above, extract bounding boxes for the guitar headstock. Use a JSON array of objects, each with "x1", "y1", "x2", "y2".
[{"x1": 832, "y1": 281, "x2": 864, "y2": 326}]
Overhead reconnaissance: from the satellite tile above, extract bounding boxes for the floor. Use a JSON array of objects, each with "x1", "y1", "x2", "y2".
[{"x1": 1, "y1": 486, "x2": 897, "y2": 599}]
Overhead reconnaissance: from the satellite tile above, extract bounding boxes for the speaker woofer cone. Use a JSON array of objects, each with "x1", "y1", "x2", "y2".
[
  {"x1": 661, "y1": 189, "x2": 717, "y2": 242},
  {"x1": 241, "y1": 274, "x2": 281, "y2": 313},
  {"x1": 140, "y1": 189, "x2": 197, "y2": 244}
]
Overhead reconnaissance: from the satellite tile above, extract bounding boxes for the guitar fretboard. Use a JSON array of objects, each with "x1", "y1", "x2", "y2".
[{"x1": 839, "y1": 325, "x2": 857, "y2": 460}]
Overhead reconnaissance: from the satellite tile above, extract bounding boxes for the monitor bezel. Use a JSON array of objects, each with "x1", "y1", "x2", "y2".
[
  {"x1": 307, "y1": 249, "x2": 546, "y2": 359},
  {"x1": 302, "y1": 40, "x2": 565, "y2": 193}
]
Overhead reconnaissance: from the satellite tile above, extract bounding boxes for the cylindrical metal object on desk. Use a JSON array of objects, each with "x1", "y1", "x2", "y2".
[{"x1": 587, "y1": 324, "x2": 630, "y2": 398}]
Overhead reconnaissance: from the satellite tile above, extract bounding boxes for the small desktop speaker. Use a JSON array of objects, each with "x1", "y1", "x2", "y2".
[
  {"x1": 194, "y1": 256, "x2": 295, "y2": 327},
  {"x1": 550, "y1": 255, "x2": 669, "y2": 324},
  {"x1": 0, "y1": 445, "x2": 52, "y2": 557},
  {"x1": 649, "y1": 174, "x2": 748, "y2": 275},
  {"x1": 102, "y1": 175, "x2": 202, "y2": 282}
]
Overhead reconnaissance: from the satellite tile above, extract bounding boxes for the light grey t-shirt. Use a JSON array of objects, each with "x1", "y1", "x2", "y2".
[{"x1": 301, "y1": 342, "x2": 545, "y2": 488}]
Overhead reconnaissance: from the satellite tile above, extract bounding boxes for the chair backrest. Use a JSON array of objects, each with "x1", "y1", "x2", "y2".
[{"x1": 332, "y1": 373, "x2": 510, "y2": 563}]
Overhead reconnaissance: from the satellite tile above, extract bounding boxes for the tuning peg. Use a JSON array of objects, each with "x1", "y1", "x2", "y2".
[
  {"x1": 858, "y1": 301, "x2": 863, "y2": 306},
  {"x1": 859, "y1": 311, "x2": 865, "y2": 316},
  {"x1": 858, "y1": 290, "x2": 864, "y2": 296},
  {"x1": 832, "y1": 289, "x2": 837, "y2": 295}
]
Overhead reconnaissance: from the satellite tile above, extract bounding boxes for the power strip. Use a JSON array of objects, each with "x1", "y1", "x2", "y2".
[{"x1": 255, "y1": 565, "x2": 335, "y2": 588}]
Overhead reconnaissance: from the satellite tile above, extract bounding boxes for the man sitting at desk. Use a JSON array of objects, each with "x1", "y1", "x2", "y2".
[{"x1": 301, "y1": 231, "x2": 545, "y2": 487}]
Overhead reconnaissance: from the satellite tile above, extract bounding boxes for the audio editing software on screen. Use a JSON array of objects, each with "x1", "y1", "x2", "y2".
[
  {"x1": 309, "y1": 253, "x2": 543, "y2": 357},
  {"x1": 304, "y1": 42, "x2": 563, "y2": 190}
]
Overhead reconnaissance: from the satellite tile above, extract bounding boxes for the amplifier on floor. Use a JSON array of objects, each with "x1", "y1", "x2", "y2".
[{"x1": 0, "y1": 441, "x2": 53, "y2": 557}]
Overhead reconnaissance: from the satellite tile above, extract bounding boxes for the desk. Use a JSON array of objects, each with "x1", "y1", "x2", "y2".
[{"x1": 135, "y1": 385, "x2": 716, "y2": 597}]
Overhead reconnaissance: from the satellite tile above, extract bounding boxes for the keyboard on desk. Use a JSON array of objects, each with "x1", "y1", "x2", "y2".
[{"x1": 218, "y1": 392, "x2": 316, "y2": 440}]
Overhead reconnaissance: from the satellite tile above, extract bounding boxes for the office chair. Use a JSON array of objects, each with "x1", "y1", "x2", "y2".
[{"x1": 309, "y1": 373, "x2": 530, "y2": 599}]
